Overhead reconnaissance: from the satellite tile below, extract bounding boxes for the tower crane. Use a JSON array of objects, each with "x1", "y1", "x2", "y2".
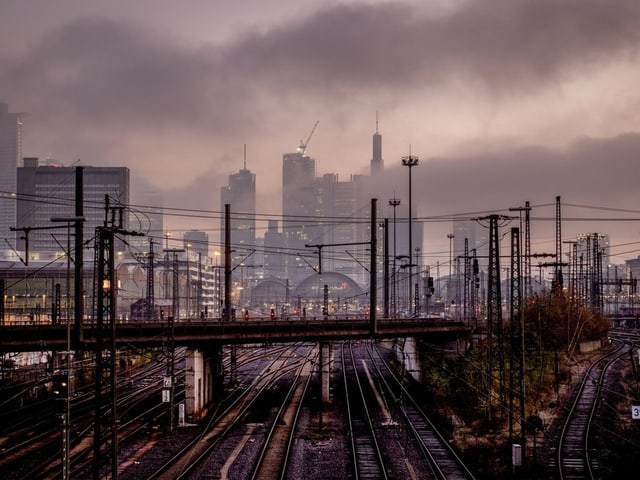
[{"x1": 297, "y1": 120, "x2": 319, "y2": 155}]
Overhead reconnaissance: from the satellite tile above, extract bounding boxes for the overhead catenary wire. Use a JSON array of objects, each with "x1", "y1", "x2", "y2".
[{"x1": 3, "y1": 189, "x2": 639, "y2": 269}]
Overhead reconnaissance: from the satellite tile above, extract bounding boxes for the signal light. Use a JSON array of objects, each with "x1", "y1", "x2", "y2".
[{"x1": 52, "y1": 373, "x2": 70, "y2": 398}]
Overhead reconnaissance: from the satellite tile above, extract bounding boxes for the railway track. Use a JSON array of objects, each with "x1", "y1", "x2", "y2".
[
  {"x1": 366, "y1": 342, "x2": 476, "y2": 480},
  {"x1": 342, "y1": 341, "x2": 389, "y2": 479},
  {"x1": 249, "y1": 349, "x2": 315, "y2": 480},
  {"x1": 1, "y1": 351, "x2": 177, "y2": 479},
  {"x1": 146, "y1": 343, "x2": 315, "y2": 480},
  {"x1": 555, "y1": 340, "x2": 629, "y2": 480}
]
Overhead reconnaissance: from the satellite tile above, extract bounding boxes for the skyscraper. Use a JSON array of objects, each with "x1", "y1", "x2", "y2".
[
  {"x1": 370, "y1": 113, "x2": 383, "y2": 175},
  {"x1": 220, "y1": 163, "x2": 256, "y2": 268},
  {"x1": 263, "y1": 219, "x2": 286, "y2": 279},
  {"x1": 282, "y1": 150, "x2": 318, "y2": 284},
  {"x1": 183, "y1": 230, "x2": 209, "y2": 258},
  {"x1": 0, "y1": 102, "x2": 24, "y2": 250},
  {"x1": 316, "y1": 173, "x2": 363, "y2": 280}
]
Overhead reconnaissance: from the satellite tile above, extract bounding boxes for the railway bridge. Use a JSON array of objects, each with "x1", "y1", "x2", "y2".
[{"x1": 0, "y1": 316, "x2": 470, "y2": 418}]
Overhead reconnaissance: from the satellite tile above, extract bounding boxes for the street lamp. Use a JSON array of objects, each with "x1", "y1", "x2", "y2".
[
  {"x1": 447, "y1": 233, "x2": 454, "y2": 312},
  {"x1": 402, "y1": 152, "x2": 419, "y2": 315}
]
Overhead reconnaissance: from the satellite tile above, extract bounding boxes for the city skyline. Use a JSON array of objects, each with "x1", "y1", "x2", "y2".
[{"x1": 0, "y1": 0, "x2": 639, "y2": 264}]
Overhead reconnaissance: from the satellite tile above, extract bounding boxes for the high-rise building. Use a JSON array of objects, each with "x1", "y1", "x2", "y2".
[
  {"x1": 183, "y1": 230, "x2": 209, "y2": 258},
  {"x1": 264, "y1": 219, "x2": 286, "y2": 279},
  {"x1": 281, "y1": 140, "x2": 382, "y2": 288},
  {"x1": 0, "y1": 102, "x2": 24, "y2": 250},
  {"x1": 220, "y1": 164, "x2": 256, "y2": 268},
  {"x1": 16, "y1": 158, "x2": 130, "y2": 260},
  {"x1": 282, "y1": 150, "x2": 318, "y2": 284},
  {"x1": 370, "y1": 114, "x2": 383, "y2": 175},
  {"x1": 316, "y1": 173, "x2": 365, "y2": 281}
]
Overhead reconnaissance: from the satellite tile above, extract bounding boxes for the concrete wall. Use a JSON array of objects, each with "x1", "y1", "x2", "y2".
[{"x1": 185, "y1": 348, "x2": 205, "y2": 419}]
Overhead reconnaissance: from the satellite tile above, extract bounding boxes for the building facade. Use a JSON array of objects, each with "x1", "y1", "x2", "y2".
[
  {"x1": 282, "y1": 150, "x2": 318, "y2": 285},
  {"x1": 16, "y1": 159, "x2": 130, "y2": 260},
  {"x1": 220, "y1": 165, "x2": 256, "y2": 269},
  {"x1": 0, "y1": 102, "x2": 23, "y2": 251},
  {"x1": 183, "y1": 230, "x2": 209, "y2": 258}
]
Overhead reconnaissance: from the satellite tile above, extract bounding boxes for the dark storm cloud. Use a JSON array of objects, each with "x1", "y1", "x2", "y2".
[
  {"x1": 1, "y1": 17, "x2": 232, "y2": 131},
  {"x1": 401, "y1": 133, "x2": 640, "y2": 215},
  {"x1": 364, "y1": 133, "x2": 640, "y2": 255},
  {"x1": 2, "y1": 0, "x2": 640, "y2": 129},
  {"x1": 1, "y1": 0, "x2": 639, "y2": 235},
  {"x1": 230, "y1": 0, "x2": 640, "y2": 93}
]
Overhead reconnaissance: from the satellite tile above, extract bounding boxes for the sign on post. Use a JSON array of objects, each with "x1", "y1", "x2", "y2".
[
  {"x1": 179, "y1": 403, "x2": 185, "y2": 426},
  {"x1": 632, "y1": 405, "x2": 640, "y2": 419}
]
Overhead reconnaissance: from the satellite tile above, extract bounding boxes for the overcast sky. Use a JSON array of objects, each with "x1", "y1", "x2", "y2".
[{"x1": 1, "y1": 0, "x2": 639, "y2": 265}]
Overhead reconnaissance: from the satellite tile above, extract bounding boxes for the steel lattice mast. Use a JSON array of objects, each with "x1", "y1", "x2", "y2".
[
  {"x1": 146, "y1": 238, "x2": 155, "y2": 319},
  {"x1": 93, "y1": 195, "x2": 142, "y2": 480},
  {"x1": 509, "y1": 227, "x2": 525, "y2": 447}
]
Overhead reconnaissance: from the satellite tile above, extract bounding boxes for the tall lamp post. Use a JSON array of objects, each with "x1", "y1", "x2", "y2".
[
  {"x1": 401, "y1": 153, "x2": 419, "y2": 315},
  {"x1": 448, "y1": 233, "x2": 455, "y2": 313}
]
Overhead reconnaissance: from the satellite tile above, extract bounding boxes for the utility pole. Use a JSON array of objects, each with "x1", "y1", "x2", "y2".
[
  {"x1": 197, "y1": 252, "x2": 202, "y2": 318},
  {"x1": 370, "y1": 199, "x2": 377, "y2": 334},
  {"x1": 477, "y1": 214, "x2": 511, "y2": 421},
  {"x1": 463, "y1": 238, "x2": 469, "y2": 324},
  {"x1": 50, "y1": 215, "x2": 84, "y2": 480},
  {"x1": 49, "y1": 167, "x2": 84, "y2": 480},
  {"x1": 93, "y1": 195, "x2": 142, "y2": 480},
  {"x1": 146, "y1": 239, "x2": 155, "y2": 319},
  {"x1": 224, "y1": 204, "x2": 231, "y2": 321},
  {"x1": 162, "y1": 248, "x2": 184, "y2": 435},
  {"x1": 74, "y1": 167, "x2": 84, "y2": 346},
  {"x1": 592, "y1": 234, "x2": 604, "y2": 311},
  {"x1": 389, "y1": 198, "x2": 400, "y2": 318},
  {"x1": 472, "y1": 250, "x2": 479, "y2": 328},
  {"x1": 0, "y1": 279, "x2": 4, "y2": 325},
  {"x1": 554, "y1": 196, "x2": 563, "y2": 291},
  {"x1": 487, "y1": 215, "x2": 501, "y2": 421},
  {"x1": 383, "y1": 218, "x2": 389, "y2": 318},
  {"x1": 447, "y1": 233, "x2": 455, "y2": 314},
  {"x1": 509, "y1": 227, "x2": 526, "y2": 466},
  {"x1": 509, "y1": 203, "x2": 531, "y2": 298}
]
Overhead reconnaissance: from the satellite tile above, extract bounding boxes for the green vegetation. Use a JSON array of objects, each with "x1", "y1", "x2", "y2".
[{"x1": 417, "y1": 293, "x2": 610, "y2": 477}]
